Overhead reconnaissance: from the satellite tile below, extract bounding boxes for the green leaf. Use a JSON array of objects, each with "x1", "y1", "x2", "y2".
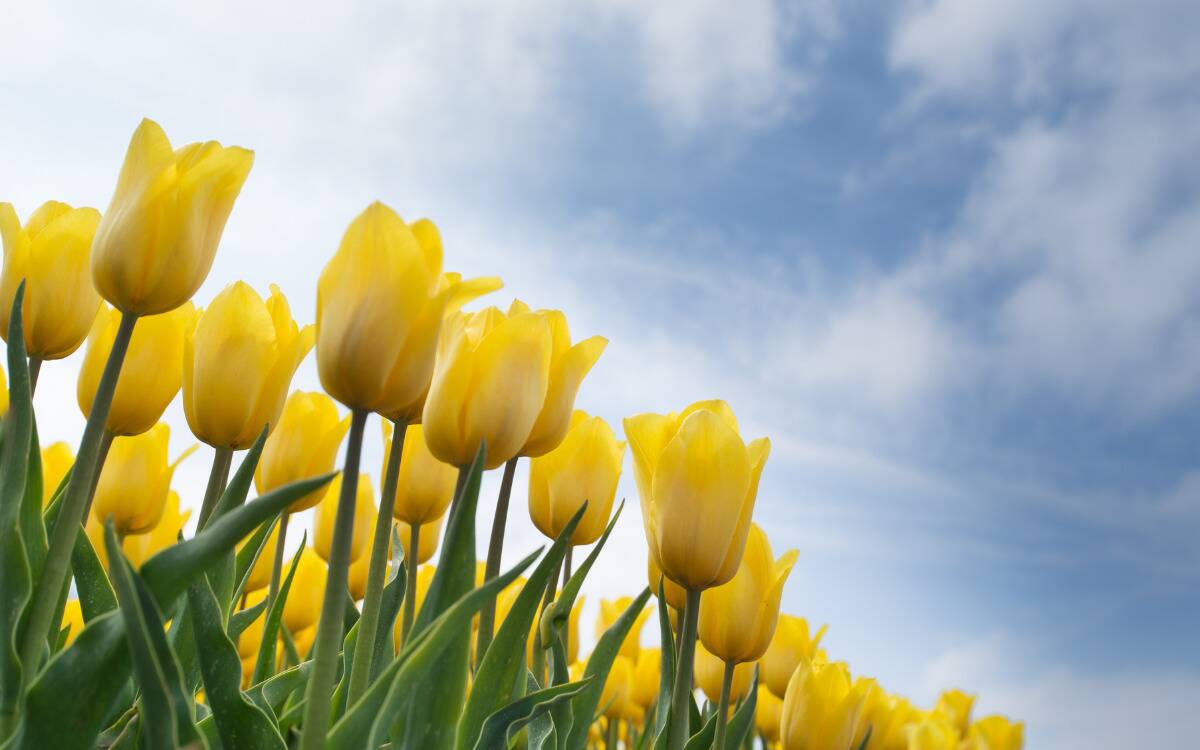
[
  {"x1": 19, "y1": 420, "x2": 45, "y2": 591},
  {"x1": 187, "y1": 572, "x2": 286, "y2": 750},
  {"x1": 721, "y1": 667, "x2": 758, "y2": 750},
  {"x1": 71, "y1": 516, "x2": 117, "y2": 620},
  {"x1": 228, "y1": 599, "x2": 268, "y2": 641},
  {"x1": 457, "y1": 502, "x2": 587, "y2": 750},
  {"x1": 208, "y1": 429, "x2": 268, "y2": 612},
  {"x1": 329, "y1": 618, "x2": 360, "y2": 723},
  {"x1": 653, "y1": 579, "x2": 676, "y2": 741},
  {"x1": 368, "y1": 555, "x2": 405, "y2": 683},
  {"x1": 327, "y1": 547, "x2": 540, "y2": 750},
  {"x1": 471, "y1": 678, "x2": 592, "y2": 750},
  {"x1": 251, "y1": 536, "x2": 305, "y2": 686},
  {"x1": 855, "y1": 725, "x2": 874, "y2": 750},
  {"x1": 232, "y1": 516, "x2": 277, "y2": 605},
  {"x1": 246, "y1": 660, "x2": 312, "y2": 718},
  {"x1": 564, "y1": 588, "x2": 653, "y2": 750},
  {"x1": 526, "y1": 671, "x2": 556, "y2": 750}
]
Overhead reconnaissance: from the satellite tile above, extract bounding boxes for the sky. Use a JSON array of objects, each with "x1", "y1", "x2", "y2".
[{"x1": 3, "y1": 1, "x2": 1199, "y2": 747}]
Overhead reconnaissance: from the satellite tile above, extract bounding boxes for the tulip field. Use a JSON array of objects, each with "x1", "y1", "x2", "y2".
[{"x1": 0, "y1": 118, "x2": 1026, "y2": 749}]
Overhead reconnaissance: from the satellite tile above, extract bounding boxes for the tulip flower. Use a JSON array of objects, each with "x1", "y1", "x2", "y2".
[
  {"x1": 90, "y1": 118, "x2": 253, "y2": 316},
  {"x1": 699, "y1": 523, "x2": 797, "y2": 664},
  {"x1": 933, "y1": 689, "x2": 974, "y2": 734},
  {"x1": 388, "y1": 421, "x2": 457, "y2": 526},
  {"x1": 40, "y1": 442, "x2": 73, "y2": 508},
  {"x1": 598, "y1": 655, "x2": 638, "y2": 721},
  {"x1": 648, "y1": 553, "x2": 687, "y2": 611},
  {"x1": 632, "y1": 647, "x2": 661, "y2": 710},
  {"x1": 858, "y1": 690, "x2": 919, "y2": 750},
  {"x1": 756, "y1": 686, "x2": 784, "y2": 745},
  {"x1": 694, "y1": 641, "x2": 753, "y2": 705},
  {"x1": 91, "y1": 423, "x2": 195, "y2": 536},
  {"x1": 528, "y1": 411, "x2": 624, "y2": 546},
  {"x1": 284, "y1": 548, "x2": 327, "y2": 634},
  {"x1": 183, "y1": 282, "x2": 313, "y2": 451},
  {"x1": 0, "y1": 200, "x2": 102, "y2": 360},
  {"x1": 122, "y1": 491, "x2": 190, "y2": 568},
  {"x1": 964, "y1": 716, "x2": 1024, "y2": 750},
  {"x1": 397, "y1": 515, "x2": 443, "y2": 565},
  {"x1": 596, "y1": 596, "x2": 651, "y2": 660},
  {"x1": 256, "y1": 391, "x2": 350, "y2": 512},
  {"x1": 907, "y1": 721, "x2": 960, "y2": 750},
  {"x1": 762, "y1": 615, "x2": 828, "y2": 699},
  {"x1": 62, "y1": 599, "x2": 85, "y2": 646},
  {"x1": 781, "y1": 658, "x2": 874, "y2": 750},
  {"x1": 78, "y1": 303, "x2": 198, "y2": 436},
  {"x1": 0, "y1": 363, "x2": 7, "y2": 417},
  {"x1": 314, "y1": 474, "x2": 375, "y2": 565}
]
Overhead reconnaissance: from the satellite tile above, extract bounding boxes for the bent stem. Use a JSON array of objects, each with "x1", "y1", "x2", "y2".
[
  {"x1": 668, "y1": 588, "x2": 700, "y2": 750},
  {"x1": 299, "y1": 408, "x2": 368, "y2": 750},
  {"x1": 19, "y1": 311, "x2": 136, "y2": 676},
  {"x1": 712, "y1": 659, "x2": 735, "y2": 750},
  {"x1": 196, "y1": 446, "x2": 233, "y2": 531},
  {"x1": 475, "y1": 456, "x2": 518, "y2": 665}
]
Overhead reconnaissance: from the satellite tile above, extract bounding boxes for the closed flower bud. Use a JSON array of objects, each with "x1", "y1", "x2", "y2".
[
  {"x1": 40, "y1": 441, "x2": 73, "y2": 508},
  {"x1": 313, "y1": 474, "x2": 374, "y2": 564},
  {"x1": 694, "y1": 641, "x2": 754, "y2": 705},
  {"x1": 91, "y1": 118, "x2": 253, "y2": 315},
  {"x1": 255, "y1": 391, "x2": 350, "y2": 512},
  {"x1": 762, "y1": 615, "x2": 828, "y2": 699},
  {"x1": 528, "y1": 411, "x2": 624, "y2": 546},
  {"x1": 632, "y1": 647, "x2": 661, "y2": 709},
  {"x1": 91, "y1": 423, "x2": 196, "y2": 536},
  {"x1": 284, "y1": 548, "x2": 327, "y2": 633},
  {"x1": 422, "y1": 302, "x2": 553, "y2": 469},
  {"x1": 932, "y1": 689, "x2": 974, "y2": 734},
  {"x1": 0, "y1": 200, "x2": 102, "y2": 359},
  {"x1": 907, "y1": 721, "x2": 960, "y2": 750},
  {"x1": 624, "y1": 399, "x2": 769, "y2": 591},
  {"x1": 596, "y1": 596, "x2": 651, "y2": 660},
  {"x1": 183, "y1": 282, "x2": 313, "y2": 449},
  {"x1": 388, "y1": 421, "x2": 457, "y2": 525},
  {"x1": 78, "y1": 302, "x2": 198, "y2": 436},
  {"x1": 398, "y1": 515, "x2": 443, "y2": 565},
  {"x1": 123, "y1": 491, "x2": 191, "y2": 568},
  {"x1": 756, "y1": 686, "x2": 785, "y2": 744},
  {"x1": 316, "y1": 203, "x2": 500, "y2": 415},
  {"x1": 963, "y1": 716, "x2": 1023, "y2": 750},
  {"x1": 781, "y1": 659, "x2": 874, "y2": 750},
  {"x1": 62, "y1": 599, "x2": 85, "y2": 646},
  {"x1": 699, "y1": 523, "x2": 797, "y2": 664}
]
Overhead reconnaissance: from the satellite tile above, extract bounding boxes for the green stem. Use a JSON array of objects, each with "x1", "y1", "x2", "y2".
[
  {"x1": 299, "y1": 408, "x2": 368, "y2": 750},
  {"x1": 267, "y1": 511, "x2": 291, "y2": 638},
  {"x1": 667, "y1": 589, "x2": 700, "y2": 750},
  {"x1": 712, "y1": 659, "x2": 735, "y2": 750},
  {"x1": 27, "y1": 356, "x2": 41, "y2": 396},
  {"x1": 81, "y1": 430, "x2": 115, "y2": 522},
  {"x1": 529, "y1": 558, "x2": 562, "y2": 683},
  {"x1": 562, "y1": 546, "x2": 573, "y2": 589},
  {"x1": 346, "y1": 419, "x2": 406, "y2": 705},
  {"x1": 19, "y1": 311, "x2": 136, "y2": 675},
  {"x1": 400, "y1": 520, "x2": 419, "y2": 644},
  {"x1": 196, "y1": 446, "x2": 233, "y2": 531},
  {"x1": 606, "y1": 717, "x2": 618, "y2": 749},
  {"x1": 475, "y1": 456, "x2": 517, "y2": 665}
]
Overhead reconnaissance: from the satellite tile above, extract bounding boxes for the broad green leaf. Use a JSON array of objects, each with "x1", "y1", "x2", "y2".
[
  {"x1": 251, "y1": 538, "x2": 305, "y2": 685},
  {"x1": 368, "y1": 555, "x2": 405, "y2": 682},
  {"x1": 526, "y1": 671, "x2": 556, "y2": 750},
  {"x1": 71, "y1": 517, "x2": 116, "y2": 620},
  {"x1": 472, "y1": 678, "x2": 592, "y2": 750},
  {"x1": 723, "y1": 669, "x2": 758, "y2": 750},
  {"x1": 188, "y1": 573, "x2": 285, "y2": 750},
  {"x1": 246, "y1": 660, "x2": 312, "y2": 717}
]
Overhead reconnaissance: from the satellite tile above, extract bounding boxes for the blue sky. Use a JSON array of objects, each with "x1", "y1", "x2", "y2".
[{"x1": 4, "y1": 1, "x2": 1199, "y2": 747}]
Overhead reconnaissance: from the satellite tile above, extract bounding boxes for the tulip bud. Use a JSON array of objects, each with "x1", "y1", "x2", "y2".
[
  {"x1": 0, "y1": 201, "x2": 102, "y2": 359},
  {"x1": 762, "y1": 615, "x2": 828, "y2": 699},
  {"x1": 595, "y1": 596, "x2": 651, "y2": 660},
  {"x1": 183, "y1": 282, "x2": 313, "y2": 450},
  {"x1": 599, "y1": 654, "x2": 637, "y2": 721},
  {"x1": 964, "y1": 716, "x2": 1024, "y2": 750},
  {"x1": 284, "y1": 548, "x2": 327, "y2": 633},
  {"x1": 694, "y1": 641, "x2": 753, "y2": 705},
  {"x1": 632, "y1": 647, "x2": 661, "y2": 710},
  {"x1": 422, "y1": 303, "x2": 554, "y2": 469},
  {"x1": 40, "y1": 441, "x2": 73, "y2": 508},
  {"x1": 755, "y1": 686, "x2": 784, "y2": 744},
  {"x1": 91, "y1": 423, "x2": 196, "y2": 536},
  {"x1": 91, "y1": 118, "x2": 254, "y2": 315},
  {"x1": 316, "y1": 203, "x2": 500, "y2": 415},
  {"x1": 255, "y1": 391, "x2": 350, "y2": 512},
  {"x1": 78, "y1": 302, "x2": 198, "y2": 436},
  {"x1": 398, "y1": 515, "x2": 443, "y2": 565},
  {"x1": 62, "y1": 599, "x2": 85, "y2": 646},
  {"x1": 625, "y1": 399, "x2": 769, "y2": 591},
  {"x1": 388, "y1": 421, "x2": 457, "y2": 525},
  {"x1": 122, "y1": 491, "x2": 191, "y2": 568},
  {"x1": 933, "y1": 689, "x2": 974, "y2": 734},
  {"x1": 907, "y1": 721, "x2": 960, "y2": 750},
  {"x1": 781, "y1": 658, "x2": 874, "y2": 750},
  {"x1": 313, "y1": 474, "x2": 375, "y2": 564},
  {"x1": 528, "y1": 411, "x2": 624, "y2": 546}
]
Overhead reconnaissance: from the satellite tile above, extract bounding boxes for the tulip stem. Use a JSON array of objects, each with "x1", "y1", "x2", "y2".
[
  {"x1": 562, "y1": 547, "x2": 573, "y2": 589},
  {"x1": 667, "y1": 588, "x2": 700, "y2": 750},
  {"x1": 196, "y1": 446, "x2": 233, "y2": 531},
  {"x1": 267, "y1": 511, "x2": 291, "y2": 612},
  {"x1": 81, "y1": 430, "x2": 115, "y2": 522},
  {"x1": 299, "y1": 408, "x2": 368, "y2": 750},
  {"x1": 19, "y1": 311, "x2": 136, "y2": 678},
  {"x1": 476, "y1": 456, "x2": 518, "y2": 666},
  {"x1": 27, "y1": 356, "x2": 41, "y2": 395},
  {"x1": 401, "y1": 521, "x2": 419, "y2": 643},
  {"x1": 346, "y1": 419, "x2": 406, "y2": 706},
  {"x1": 712, "y1": 660, "x2": 735, "y2": 750},
  {"x1": 530, "y1": 557, "x2": 562, "y2": 684}
]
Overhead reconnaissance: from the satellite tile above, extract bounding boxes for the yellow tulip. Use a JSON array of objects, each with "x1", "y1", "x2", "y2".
[
  {"x1": 859, "y1": 690, "x2": 919, "y2": 750},
  {"x1": 315, "y1": 202, "x2": 500, "y2": 415},
  {"x1": 781, "y1": 658, "x2": 874, "y2": 750},
  {"x1": 528, "y1": 411, "x2": 624, "y2": 546},
  {"x1": 394, "y1": 565, "x2": 437, "y2": 645},
  {"x1": 632, "y1": 647, "x2": 661, "y2": 709},
  {"x1": 506, "y1": 302, "x2": 607, "y2": 458},
  {"x1": 91, "y1": 423, "x2": 196, "y2": 536},
  {"x1": 236, "y1": 588, "x2": 269, "y2": 660},
  {"x1": 422, "y1": 302, "x2": 553, "y2": 469},
  {"x1": 699, "y1": 523, "x2": 797, "y2": 664},
  {"x1": 694, "y1": 641, "x2": 754, "y2": 705},
  {"x1": 240, "y1": 523, "x2": 281, "y2": 593},
  {"x1": 648, "y1": 550, "x2": 687, "y2": 611},
  {"x1": 387, "y1": 421, "x2": 458, "y2": 525},
  {"x1": 313, "y1": 474, "x2": 375, "y2": 564},
  {"x1": 932, "y1": 689, "x2": 974, "y2": 734},
  {"x1": 398, "y1": 514, "x2": 443, "y2": 565},
  {"x1": 0, "y1": 200, "x2": 101, "y2": 359},
  {"x1": 123, "y1": 491, "x2": 191, "y2": 568},
  {"x1": 963, "y1": 716, "x2": 1024, "y2": 750},
  {"x1": 598, "y1": 654, "x2": 638, "y2": 721},
  {"x1": 40, "y1": 441, "x2": 73, "y2": 508},
  {"x1": 90, "y1": 118, "x2": 254, "y2": 315},
  {"x1": 624, "y1": 399, "x2": 769, "y2": 591},
  {"x1": 906, "y1": 720, "x2": 959, "y2": 750},
  {"x1": 762, "y1": 615, "x2": 828, "y2": 699},
  {"x1": 255, "y1": 391, "x2": 350, "y2": 512},
  {"x1": 284, "y1": 548, "x2": 327, "y2": 633},
  {"x1": 564, "y1": 595, "x2": 585, "y2": 665},
  {"x1": 78, "y1": 302, "x2": 198, "y2": 436},
  {"x1": 0, "y1": 363, "x2": 7, "y2": 416},
  {"x1": 62, "y1": 599, "x2": 85, "y2": 645},
  {"x1": 183, "y1": 282, "x2": 313, "y2": 450},
  {"x1": 756, "y1": 686, "x2": 785, "y2": 744},
  {"x1": 596, "y1": 596, "x2": 651, "y2": 660}
]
